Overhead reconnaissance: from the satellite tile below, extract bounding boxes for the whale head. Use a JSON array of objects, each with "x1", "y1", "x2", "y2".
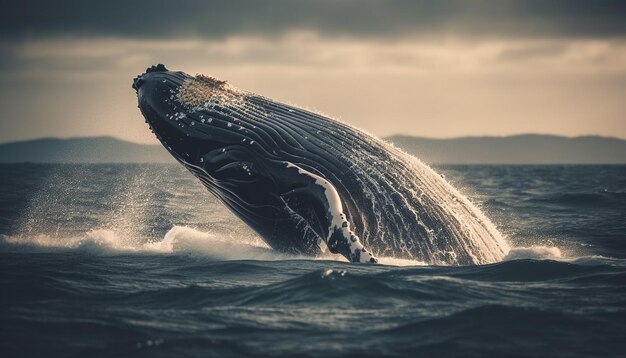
[
  {"x1": 133, "y1": 64, "x2": 378, "y2": 262},
  {"x1": 133, "y1": 64, "x2": 232, "y2": 161}
]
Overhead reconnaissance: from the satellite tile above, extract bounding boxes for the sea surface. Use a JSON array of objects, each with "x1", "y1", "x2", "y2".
[{"x1": 1, "y1": 163, "x2": 625, "y2": 357}]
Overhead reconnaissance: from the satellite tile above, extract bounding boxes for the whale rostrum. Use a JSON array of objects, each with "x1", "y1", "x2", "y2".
[{"x1": 133, "y1": 64, "x2": 510, "y2": 265}]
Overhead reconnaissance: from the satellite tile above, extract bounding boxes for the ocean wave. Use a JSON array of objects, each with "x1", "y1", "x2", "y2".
[
  {"x1": 528, "y1": 191, "x2": 626, "y2": 207},
  {"x1": 3, "y1": 225, "x2": 621, "y2": 270},
  {"x1": 384, "y1": 304, "x2": 626, "y2": 357},
  {"x1": 0, "y1": 226, "x2": 290, "y2": 260},
  {"x1": 5, "y1": 255, "x2": 623, "y2": 309}
]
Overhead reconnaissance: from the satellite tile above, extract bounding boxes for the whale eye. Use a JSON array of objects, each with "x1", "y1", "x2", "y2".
[{"x1": 215, "y1": 161, "x2": 257, "y2": 181}]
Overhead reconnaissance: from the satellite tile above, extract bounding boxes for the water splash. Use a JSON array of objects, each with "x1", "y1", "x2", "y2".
[
  {"x1": 10, "y1": 158, "x2": 508, "y2": 266},
  {"x1": 1, "y1": 225, "x2": 427, "y2": 266},
  {"x1": 14, "y1": 165, "x2": 159, "y2": 243},
  {"x1": 504, "y1": 246, "x2": 562, "y2": 261}
]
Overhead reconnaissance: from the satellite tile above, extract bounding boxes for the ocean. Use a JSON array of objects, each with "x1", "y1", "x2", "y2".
[{"x1": 1, "y1": 163, "x2": 625, "y2": 357}]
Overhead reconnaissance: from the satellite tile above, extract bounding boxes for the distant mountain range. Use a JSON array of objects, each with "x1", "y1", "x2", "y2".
[
  {"x1": 387, "y1": 134, "x2": 626, "y2": 164},
  {"x1": 0, "y1": 137, "x2": 172, "y2": 164},
  {"x1": 0, "y1": 135, "x2": 624, "y2": 164}
]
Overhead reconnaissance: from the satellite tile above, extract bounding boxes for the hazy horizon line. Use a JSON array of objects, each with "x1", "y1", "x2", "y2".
[{"x1": 1, "y1": 132, "x2": 625, "y2": 146}]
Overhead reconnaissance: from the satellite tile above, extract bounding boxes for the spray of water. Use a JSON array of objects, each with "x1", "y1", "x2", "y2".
[{"x1": 4, "y1": 163, "x2": 566, "y2": 266}]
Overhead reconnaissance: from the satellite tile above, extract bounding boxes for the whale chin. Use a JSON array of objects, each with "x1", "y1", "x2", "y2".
[{"x1": 134, "y1": 64, "x2": 509, "y2": 265}]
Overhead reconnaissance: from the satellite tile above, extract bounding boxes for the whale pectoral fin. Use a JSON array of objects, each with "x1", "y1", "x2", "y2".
[
  {"x1": 327, "y1": 227, "x2": 378, "y2": 264},
  {"x1": 283, "y1": 162, "x2": 378, "y2": 263}
]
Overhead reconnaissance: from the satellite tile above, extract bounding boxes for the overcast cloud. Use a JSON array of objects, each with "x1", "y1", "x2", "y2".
[
  {"x1": 3, "y1": 0, "x2": 626, "y2": 40},
  {"x1": 0, "y1": 0, "x2": 625, "y2": 143}
]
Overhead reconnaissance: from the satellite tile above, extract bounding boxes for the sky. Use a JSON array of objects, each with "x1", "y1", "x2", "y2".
[{"x1": 1, "y1": 0, "x2": 625, "y2": 144}]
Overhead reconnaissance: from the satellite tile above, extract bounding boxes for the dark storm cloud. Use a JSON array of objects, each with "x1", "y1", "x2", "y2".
[{"x1": 2, "y1": 0, "x2": 626, "y2": 40}]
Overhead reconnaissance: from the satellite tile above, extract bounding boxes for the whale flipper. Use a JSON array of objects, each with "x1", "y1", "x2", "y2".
[{"x1": 283, "y1": 162, "x2": 378, "y2": 263}]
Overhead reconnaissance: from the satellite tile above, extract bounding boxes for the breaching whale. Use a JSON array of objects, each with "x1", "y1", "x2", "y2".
[{"x1": 133, "y1": 64, "x2": 509, "y2": 265}]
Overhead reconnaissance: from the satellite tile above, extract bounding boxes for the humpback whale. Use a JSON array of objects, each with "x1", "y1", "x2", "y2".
[{"x1": 133, "y1": 64, "x2": 509, "y2": 265}]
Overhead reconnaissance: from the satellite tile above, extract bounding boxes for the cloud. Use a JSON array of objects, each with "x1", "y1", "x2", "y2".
[
  {"x1": 2, "y1": 0, "x2": 626, "y2": 41},
  {"x1": 1, "y1": 1, "x2": 625, "y2": 143},
  {"x1": 1, "y1": 33, "x2": 625, "y2": 144},
  {"x1": 4, "y1": 34, "x2": 626, "y2": 80}
]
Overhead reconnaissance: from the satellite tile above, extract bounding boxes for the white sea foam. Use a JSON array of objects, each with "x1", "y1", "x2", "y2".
[
  {"x1": 376, "y1": 257, "x2": 428, "y2": 266},
  {"x1": 1, "y1": 229, "x2": 136, "y2": 253},
  {"x1": 0, "y1": 225, "x2": 429, "y2": 266},
  {"x1": 503, "y1": 246, "x2": 563, "y2": 261},
  {"x1": 0, "y1": 226, "x2": 330, "y2": 261},
  {"x1": 8, "y1": 228, "x2": 604, "y2": 268},
  {"x1": 144, "y1": 226, "x2": 293, "y2": 260}
]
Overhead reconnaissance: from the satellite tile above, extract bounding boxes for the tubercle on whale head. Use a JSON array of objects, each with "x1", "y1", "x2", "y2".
[
  {"x1": 132, "y1": 64, "x2": 169, "y2": 93},
  {"x1": 176, "y1": 74, "x2": 240, "y2": 108}
]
